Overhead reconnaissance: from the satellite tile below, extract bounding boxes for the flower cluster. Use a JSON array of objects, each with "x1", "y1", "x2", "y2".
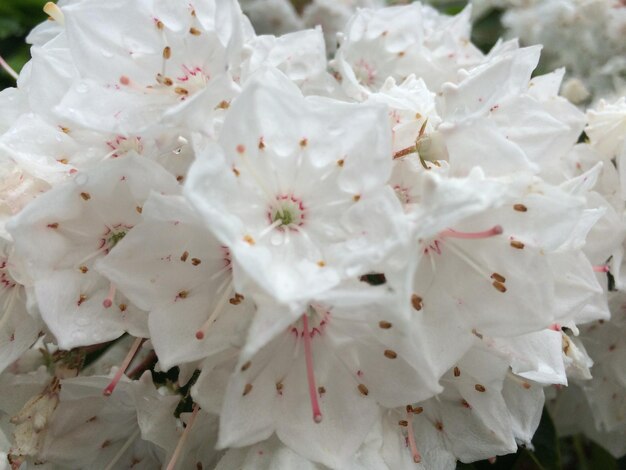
[
  {"x1": 0, "y1": 1, "x2": 625, "y2": 468},
  {"x1": 472, "y1": 0, "x2": 626, "y2": 103}
]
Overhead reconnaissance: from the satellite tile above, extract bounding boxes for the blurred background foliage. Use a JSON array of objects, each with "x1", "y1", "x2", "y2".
[
  {"x1": 0, "y1": 1, "x2": 625, "y2": 469},
  {"x1": 0, "y1": 0, "x2": 47, "y2": 88}
]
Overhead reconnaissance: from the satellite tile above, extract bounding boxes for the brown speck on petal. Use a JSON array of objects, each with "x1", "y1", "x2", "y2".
[
  {"x1": 240, "y1": 361, "x2": 251, "y2": 372},
  {"x1": 337, "y1": 159, "x2": 344, "y2": 167},
  {"x1": 79, "y1": 266, "x2": 88, "y2": 274},
  {"x1": 510, "y1": 240, "x2": 524, "y2": 249},
  {"x1": 453, "y1": 366, "x2": 460, "y2": 377},
  {"x1": 181, "y1": 251, "x2": 189, "y2": 262},
  {"x1": 243, "y1": 383, "x2": 253, "y2": 396},
  {"x1": 276, "y1": 382, "x2": 283, "y2": 393},
  {"x1": 398, "y1": 420, "x2": 408, "y2": 426},
  {"x1": 492, "y1": 281, "x2": 507, "y2": 293},
  {"x1": 80, "y1": 192, "x2": 91, "y2": 201},
  {"x1": 490, "y1": 272, "x2": 506, "y2": 283},
  {"x1": 191, "y1": 258, "x2": 201, "y2": 266},
  {"x1": 413, "y1": 406, "x2": 423, "y2": 414},
  {"x1": 189, "y1": 27, "x2": 201, "y2": 35},
  {"x1": 216, "y1": 100, "x2": 230, "y2": 110},
  {"x1": 318, "y1": 386, "x2": 326, "y2": 395},
  {"x1": 379, "y1": 321, "x2": 392, "y2": 329},
  {"x1": 163, "y1": 46, "x2": 171, "y2": 59},
  {"x1": 384, "y1": 349, "x2": 397, "y2": 359},
  {"x1": 243, "y1": 235, "x2": 255, "y2": 245},
  {"x1": 358, "y1": 384, "x2": 369, "y2": 396},
  {"x1": 475, "y1": 384, "x2": 486, "y2": 392},
  {"x1": 136, "y1": 206, "x2": 143, "y2": 214},
  {"x1": 513, "y1": 204, "x2": 528, "y2": 212},
  {"x1": 411, "y1": 294, "x2": 423, "y2": 311}
]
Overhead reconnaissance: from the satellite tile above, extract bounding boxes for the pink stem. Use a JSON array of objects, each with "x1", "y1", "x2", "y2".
[
  {"x1": 165, "y1": 404, "x2": 200, "y2": 470},
  {"x1": 103, "y1": 337, "x2": 143, "y2": 396},
  {"x1": 406, "y1": 411, "x2": 421, "y2": 463},
  {"x1": 302, "y1": 314, "x2": 323, "y2": 423},
  {"x1": 102, "y1": 283, "x2": 116, "y2": 308},
  {"x1": 440, "y1": 225, "x2": 502, "y2": 239}
]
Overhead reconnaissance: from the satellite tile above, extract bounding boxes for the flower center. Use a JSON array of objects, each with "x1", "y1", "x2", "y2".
[
  {"x1": 107, "y1": 231, "x2": 127, "y2": 249},
  {"x1": 106, "y1": 136, "x2": 143, "y2": 158},
  {"x1": 268, "y1": 195, "x2": 306, "y2": 229},
  {"x1": 100, "y1": 224, "x2": 133, "y2": 254}
]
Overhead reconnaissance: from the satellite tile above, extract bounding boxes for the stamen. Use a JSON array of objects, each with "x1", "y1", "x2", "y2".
[
  {"x1": 0, "y1": 54, "x2": 18, "y2": 80},
  {"x1": 165, "y1": 404, "x2": 200, "y2": 470},
  {"x1": 102, "y1": 283, "x2": 116, "y2": 308},
  {"x1": 302, "y1": 314, "x2": 323, "y2": 423},
  {"x1": 103, "y1": 337, "x2": 143, "y2": 396},
  {"x1": 439, "y1": 225, "x2": 503, "y2": 239},
  {"x1": 43, "y1": 2, "x2": 65, "y2": 24},
  {"x1": 593, "y1": 265, "x2": 610, "y2": 273},
  {"x1": 406, "y1": 409, "x2": 422, "y2": 463},
  {"x1": 195, "y1": 281, "x2": 233, "y2": 340},
  {"x1": 103, "y1": 428, "x2": 140, "y2": 470}
]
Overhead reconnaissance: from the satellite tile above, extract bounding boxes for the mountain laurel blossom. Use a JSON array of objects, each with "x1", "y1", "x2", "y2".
[{"x1": 0, "y1": 0, "x2": 624, "y2": 468}]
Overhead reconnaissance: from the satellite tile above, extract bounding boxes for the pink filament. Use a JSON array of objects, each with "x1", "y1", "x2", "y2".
[
  {"x1": 302, "y1": 314, "x2": 323, "y2": 423},
  {"x1": 165, "y1": 404, "x2": 200, "y2": 470},
  {"x1": 593, "y1": 265, "x2": 610, "y2": 273},
  {"x1": 102, "y1": 283, "x2": 116, "y2": 308},
  {"x1": 406, "y1": 411, "x2": 421, "y2": 463},
  {"x1": 440, "y1": 225, "x2": 503, "y2": 239},
  {"x1": 103, "y1": 337, "x2": 143, "y2": 396}
]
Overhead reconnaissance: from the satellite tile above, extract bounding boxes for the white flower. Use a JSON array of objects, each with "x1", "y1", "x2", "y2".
[
  {"x1": 96, "y1": 193, "x2": 254, "y2": 370},
  {"x1": 7, "y1": 156, "x2": 179, "y2": 349},
  {"x1": 0, "y1": 240, "x2": 41, "y2": 375},
  {"x1": 35, "y1": 0, "x2": 245, "y2": 134},
  {"x1": 201, "y1": 288, "x2": 444, "y2": 468},
  {"x1": 303, "y1": 0, "x2": 386, "y2": 55},
  {"x1": 332, "y1": 4, "x2": 483, "y2": 100},
  {"x1": 185, "y1": 68, "x2": 406, "y2": 311},
  {"x1": 502, "y1": 0, "x2": 626, "y2": 100}
]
